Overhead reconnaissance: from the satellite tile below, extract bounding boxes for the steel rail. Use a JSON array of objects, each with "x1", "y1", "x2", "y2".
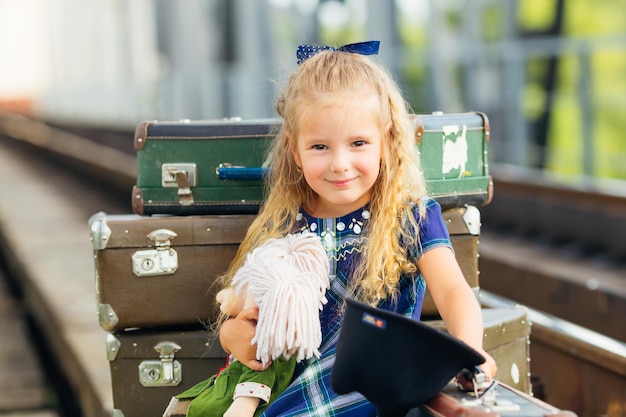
[{"x1": 483, "y1": 163, "x2": 626, "y2": 258}]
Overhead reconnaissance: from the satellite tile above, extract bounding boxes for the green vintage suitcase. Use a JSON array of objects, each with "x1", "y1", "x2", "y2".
[
  {"x1": 132, "y1": 112, "x2": 491, "y2": 216},
  {"x1": 132, "y1": 118, "x2": 280, "y2": 215},
  {"x1": 414, "y1": 112, "x2": 492, "y2": 209}
]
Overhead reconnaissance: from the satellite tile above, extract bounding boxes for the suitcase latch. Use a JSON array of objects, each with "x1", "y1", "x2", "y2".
[
  {"x1": 462, "y1": 205, "x2": 481, "y2": 236},
  {"x1": 162, "y1": 163, "x2": 197, "y2": 206},
  {"x1": 132, "y1": 229, "x2": 179, "y2": 277},
  {"x1": 139, "y1": 341, "x2": 182, "y2": 387}
]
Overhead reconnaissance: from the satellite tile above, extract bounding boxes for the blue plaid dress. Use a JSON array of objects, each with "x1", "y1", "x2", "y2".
[{"x1": 260, "y1": 198, "x2": 452, "y2": 417}]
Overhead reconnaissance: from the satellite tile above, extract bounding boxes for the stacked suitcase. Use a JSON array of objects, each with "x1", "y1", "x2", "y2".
[{"x1": 88, "y1": 113, "x2": 570, "y2": 417}]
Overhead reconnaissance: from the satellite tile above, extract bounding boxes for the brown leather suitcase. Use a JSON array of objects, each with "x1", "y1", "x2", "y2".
[
  {"x1": 106, "y1": 308, "x2": 532, "y2": 417},
  {"x1": 421, "y1": 205, "x2": 481, "y2": 317},
  {"x1": 413, "y1": 380, "x2": 577, "y2": 417},
  {"x1": 89, "y1": 205, "x2": 478, "y2": 331},
  {"x1": 89, "y1": 212, "x2": 255, "y2": 332},
  {"x1": 427, "y1": 306, "x2": 531, "y2": 394},
  {"x1": 107, "y1": 327, "x2": 227, "y2": 417}
]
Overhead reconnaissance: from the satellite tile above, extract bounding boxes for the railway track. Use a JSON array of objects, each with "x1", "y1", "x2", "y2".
[
  {"x1": 479, "y1": 166, "x2": 626, "y2": 344},
  {"x1": 0, "y1": 111, "x2": 624, "y2": 417},
  {"x1": 483, "y1": 163, "x2": 626, "y2": 259}
]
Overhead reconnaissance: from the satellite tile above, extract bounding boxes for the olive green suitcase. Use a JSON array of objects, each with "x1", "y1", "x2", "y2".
[
  {"x1": 427, "y1": 306, "x2": 532, "y2": 394},
  {"x1": 131, "y1": 112, "x2": 492, "y2": 216}
]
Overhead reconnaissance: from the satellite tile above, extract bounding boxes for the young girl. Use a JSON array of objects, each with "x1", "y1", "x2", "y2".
[{"x1": 218, "y1": 41, "x2": 497, "y2": 416}]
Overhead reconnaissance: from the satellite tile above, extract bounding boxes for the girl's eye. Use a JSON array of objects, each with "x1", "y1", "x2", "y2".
[
  {"x1": 352, "y1": 140, "x2": 366, "y2": 147},
  {"x1": 312, "y1": 144, "x2": 327, "y2": 150}
]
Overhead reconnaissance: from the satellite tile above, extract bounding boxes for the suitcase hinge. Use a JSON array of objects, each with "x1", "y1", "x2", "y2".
[
  {"x1": 162, "y1": 163, "x2": 196, "y2": 206},
  {"x1": 139, "y1": 341, "x2": 182, "y2": 387},
  {"x1": 132, "y1": 229, "x2": 179, "y2": 277}
]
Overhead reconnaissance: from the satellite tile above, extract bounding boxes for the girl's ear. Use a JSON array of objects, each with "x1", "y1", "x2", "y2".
[
  {"x1": 384, "y1": 120, "x2": 393, "y2": 141},
  {"x1": 289, "y1": 132, "x2": 302, "y2": 168},
  {"x1": 292, "y1": 150, "x2": 302, "y2": 168},
  {"x1": 382, "y1": 121, "x2": 394, "y2": 154}
]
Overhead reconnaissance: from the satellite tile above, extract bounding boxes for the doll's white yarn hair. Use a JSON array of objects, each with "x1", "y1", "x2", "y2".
[{"x1": 230, "y1": 232, "x2": 330, "y2": 365}]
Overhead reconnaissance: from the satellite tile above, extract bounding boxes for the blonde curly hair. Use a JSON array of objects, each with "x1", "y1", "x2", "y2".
[{"x1": 220, "y1": 49, "x2": 428, "y2": 307}]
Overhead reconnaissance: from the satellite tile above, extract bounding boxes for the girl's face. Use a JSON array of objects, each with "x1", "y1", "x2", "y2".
[{"x1": 293, "y1": 94, "x2": 384, "y2": 218}]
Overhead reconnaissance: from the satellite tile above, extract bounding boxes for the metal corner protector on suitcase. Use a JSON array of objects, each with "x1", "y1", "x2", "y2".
[
  {"x1": 413, "y1": 111, "x2": 493, "y2": 210},
  {"x1": 132, "y1": 118, "x2": 280, "y2": 216}
]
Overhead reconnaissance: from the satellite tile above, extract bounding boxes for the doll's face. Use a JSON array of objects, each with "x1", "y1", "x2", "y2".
[{"x1": 216, "y1": 287, "x2": 246, "y2": 316}]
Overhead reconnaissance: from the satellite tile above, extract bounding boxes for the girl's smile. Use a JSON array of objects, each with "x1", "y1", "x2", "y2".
[
  {"x1": 329, "y1": 178, "x2": 354, "y2": 186},
  {"x1": 293, "y1": 94, "x2": 384, "y2": 218}
]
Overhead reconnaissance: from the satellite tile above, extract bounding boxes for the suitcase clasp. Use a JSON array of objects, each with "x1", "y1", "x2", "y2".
[
  {"x1": 462, "y1": 205, "x2": 481, "y2": 236},
  {"x1": 138, "y1": 341, "x2": 183, "y2": 387},
  {"x1": 132, "y1": 229, "x2": 179, "y2": 277},
  {"x1": 162, "y1": 163, "x2": 197, "y2": 206}
]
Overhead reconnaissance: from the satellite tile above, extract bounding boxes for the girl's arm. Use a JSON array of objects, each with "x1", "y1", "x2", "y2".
[
  {"x1": 219, "y1": 307, "x2": 270, "y2": 372},
  {"x1": 418, "y1": 246, "x2": 497, "y2": 379}
]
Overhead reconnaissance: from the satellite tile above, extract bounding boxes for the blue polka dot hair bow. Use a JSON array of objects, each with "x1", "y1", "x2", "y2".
[{"x1": 296, "y1": 40, "x2": 380, "y2": 65}]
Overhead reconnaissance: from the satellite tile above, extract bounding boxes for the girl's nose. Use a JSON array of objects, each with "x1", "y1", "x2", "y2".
[{"x1": 329, "y1": 150, "x2": 350, "y2": 172}]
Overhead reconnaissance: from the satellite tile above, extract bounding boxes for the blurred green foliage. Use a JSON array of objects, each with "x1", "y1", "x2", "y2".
[
  {"x1": 289, "y1": 1, "x2": 626, "y2": 179},
  {"x1": 520, "y1": 0, "x2": 626, "y2": 178}
]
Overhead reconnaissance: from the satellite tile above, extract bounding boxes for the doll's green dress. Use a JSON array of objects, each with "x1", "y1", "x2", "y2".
[{"x1": 174, "y1": 356, "x2": 296, "y2": 417}]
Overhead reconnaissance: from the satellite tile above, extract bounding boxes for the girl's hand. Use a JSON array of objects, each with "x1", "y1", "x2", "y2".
[
  {"x1": 456, "y1": 349, "x2": 498, "y2": 391},
  {"x1": 219, "y1": 307, "x2": 270, "y2": 372},
  {"x1": 478, "y1": 349, "x2": 497, "y2": 381}
]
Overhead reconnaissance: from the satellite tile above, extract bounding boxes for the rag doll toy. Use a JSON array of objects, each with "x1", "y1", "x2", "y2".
[{"x1": 163, "y1": 232, "x2": 330, "y2": 417}]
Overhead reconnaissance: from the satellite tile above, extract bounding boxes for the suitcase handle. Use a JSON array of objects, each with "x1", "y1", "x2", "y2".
[{"x1": 216, "y1": 164, "x2": 270, "y2": 180}]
